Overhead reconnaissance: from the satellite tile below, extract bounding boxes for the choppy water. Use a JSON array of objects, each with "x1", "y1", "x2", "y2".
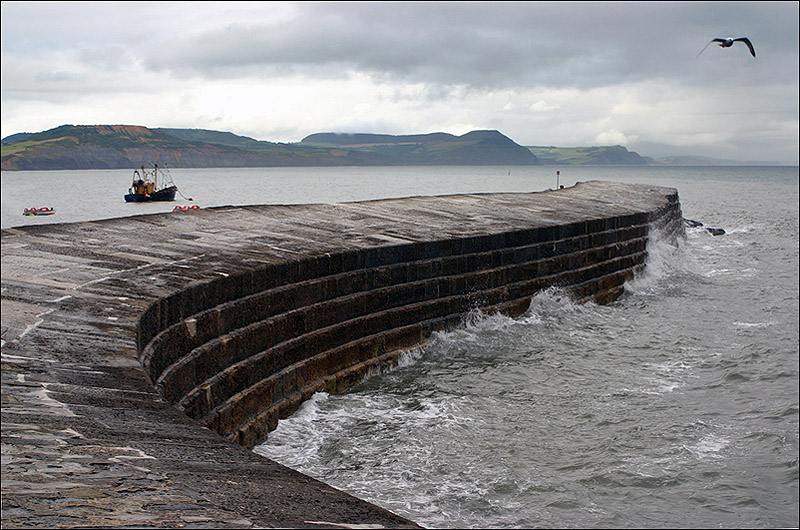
[
  {"x1": 2, "y1": 165, "x2": 798, "y2": 528},
  {"x1": 253, "y1": 167, "x2": 799, "y2": 529}
]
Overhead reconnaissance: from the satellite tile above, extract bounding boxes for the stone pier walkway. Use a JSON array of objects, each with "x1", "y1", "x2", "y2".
[{"x1": 2, "y1": 182, "x2": 680, "y2": 528}]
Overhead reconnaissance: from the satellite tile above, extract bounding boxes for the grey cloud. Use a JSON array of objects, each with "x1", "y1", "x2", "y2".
[
  {"x1": 2, "y1": 1, "x2": 797, "y2": 163},
  {"x1": 5, "y1": 1, "x2": 797, "y2": 91},
  {"x1": 140, "y1": 2, "x2": 797, "y2": 90},
  {"x1": 141, "y1": 3, "x2": 653, "y2": 88}
]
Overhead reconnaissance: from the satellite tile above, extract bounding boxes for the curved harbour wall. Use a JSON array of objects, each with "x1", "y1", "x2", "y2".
[
  {"x1": 1, "y1": 181, "x2": 683, "y2": 528},
  {"x1": 136, "y1": 181, "x2": 683, "y2": 449},
  {"x1": 139, "y1": 191, "x2": 682, "y2": 448}
]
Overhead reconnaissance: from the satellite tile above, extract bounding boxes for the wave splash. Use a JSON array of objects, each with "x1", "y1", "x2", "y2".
[{"x1": 254, "y1": 216, "x2": 798, "y2": 529}]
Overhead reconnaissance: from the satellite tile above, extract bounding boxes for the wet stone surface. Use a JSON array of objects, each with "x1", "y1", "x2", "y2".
[{"x1": 2, "y1": 182, "x2": 681, "y2": 528}]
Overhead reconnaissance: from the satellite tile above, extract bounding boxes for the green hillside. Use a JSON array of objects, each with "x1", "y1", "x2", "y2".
[
  {"x1": 526, "y1": 145, "x2": 650, "y2": 166},
  {"x1": 301, "y1": 130, "x2": 539, "y2": 166},
  {"x1": 3, "y1": 125, "x2": 776, "y2": 170},
  {"x1": 1, "y1": 125, "x2": 540, "y2": 170}
]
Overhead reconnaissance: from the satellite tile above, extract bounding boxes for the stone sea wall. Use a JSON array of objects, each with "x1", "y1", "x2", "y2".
[
  {"x1": 1, "y1": 181, "x2": 683, "y2": 528},
  {"x1": 138, "y1": 183, "x2": 684, "y2": 449}
]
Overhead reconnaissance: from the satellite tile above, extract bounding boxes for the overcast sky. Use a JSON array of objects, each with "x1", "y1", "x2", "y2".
[{"x1": 2, "y1": 1, "x2": 798, "y2": 164}]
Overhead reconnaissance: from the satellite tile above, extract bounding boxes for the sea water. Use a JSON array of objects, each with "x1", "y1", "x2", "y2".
[
  {"x1": 2, "y1": 165, "x2": 549, "y2": 229},
  {"x1": 2, "y1": 166, "x2": 798, "y2": 528}
]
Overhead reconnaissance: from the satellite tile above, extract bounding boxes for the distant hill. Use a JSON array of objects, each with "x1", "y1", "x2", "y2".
[
  {"x1": 526, "y1": 145, "x2": 785, "y2": 166},
  {"x1": 649, "y1": 155, "x2": 784, "y2": 166},
  {"x1": 4, "y1": 125, "x2": 775, "y2": 170},
  {"x1": 526, "y1": 145, "x2": 650, "y2": 166},
  {"x1": 301, "y1": 132, "x2": 456, "y2": 146},
  {"x1": 1, "y1": 125, "x2": 539, "y2": 170},
  {"x1": 0, "y1": 125, "x2": 372, "y2": 170},
  {"x1": 300, "y1": 130, "x2": 539, "y2": 166}
]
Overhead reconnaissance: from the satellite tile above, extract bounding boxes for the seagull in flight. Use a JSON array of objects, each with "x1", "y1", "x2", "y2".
[{"x1": 697, "y1": 37, "x2": 756, "y2": 58}]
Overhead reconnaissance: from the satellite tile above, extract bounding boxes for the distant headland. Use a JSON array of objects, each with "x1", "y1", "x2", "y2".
[{"x1": 0, "y1": 124, "x2": 779, "y2": 171}]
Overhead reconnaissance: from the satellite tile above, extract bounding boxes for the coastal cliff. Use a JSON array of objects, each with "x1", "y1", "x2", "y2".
[
  {"x1": 3, "y1": 124, "x2": 780, "y2": 171},
  {"x1": 1, "y1": 125, "x2": 539, "y2": 170}
]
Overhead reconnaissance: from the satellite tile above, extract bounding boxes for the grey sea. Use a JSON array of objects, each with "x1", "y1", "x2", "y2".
[{"x1": 2, "y1": 165, "x2": 798, "y2": 528}]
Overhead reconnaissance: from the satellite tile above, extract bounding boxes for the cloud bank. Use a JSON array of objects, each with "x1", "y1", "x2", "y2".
[{"x1": 2, "y1": 1, "x2": 798, "y2": 163}]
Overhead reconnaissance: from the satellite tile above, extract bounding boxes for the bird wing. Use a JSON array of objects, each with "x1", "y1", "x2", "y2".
[
  {"x1": 734, "y1": 37, "x2": 756, "y2": 57},
  {"x1": 696, "y1": 40, "x2": 716, "y2": 58}
]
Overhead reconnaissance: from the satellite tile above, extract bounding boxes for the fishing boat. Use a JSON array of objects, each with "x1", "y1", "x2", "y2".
[
  {"x1": 124, "y1": 164, "x2": 178, "y2": 202},
  {"x1": 23, "y1": 207, "x2": 55, "y2": 216}
]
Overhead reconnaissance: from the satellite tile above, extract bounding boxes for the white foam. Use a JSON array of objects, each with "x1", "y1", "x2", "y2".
[
  {"x1": 733, "y1": 321, "x2": 774, "y2": 329},
  {"x1": 684, "y1": 433, "x2": 730, "y2": 459},
  {"x1": 627, "y1": 229, "x2": 701, "y2": 296},
  {"x1": 254, "y1": 392, "x2": 336, "y2": 466}
]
